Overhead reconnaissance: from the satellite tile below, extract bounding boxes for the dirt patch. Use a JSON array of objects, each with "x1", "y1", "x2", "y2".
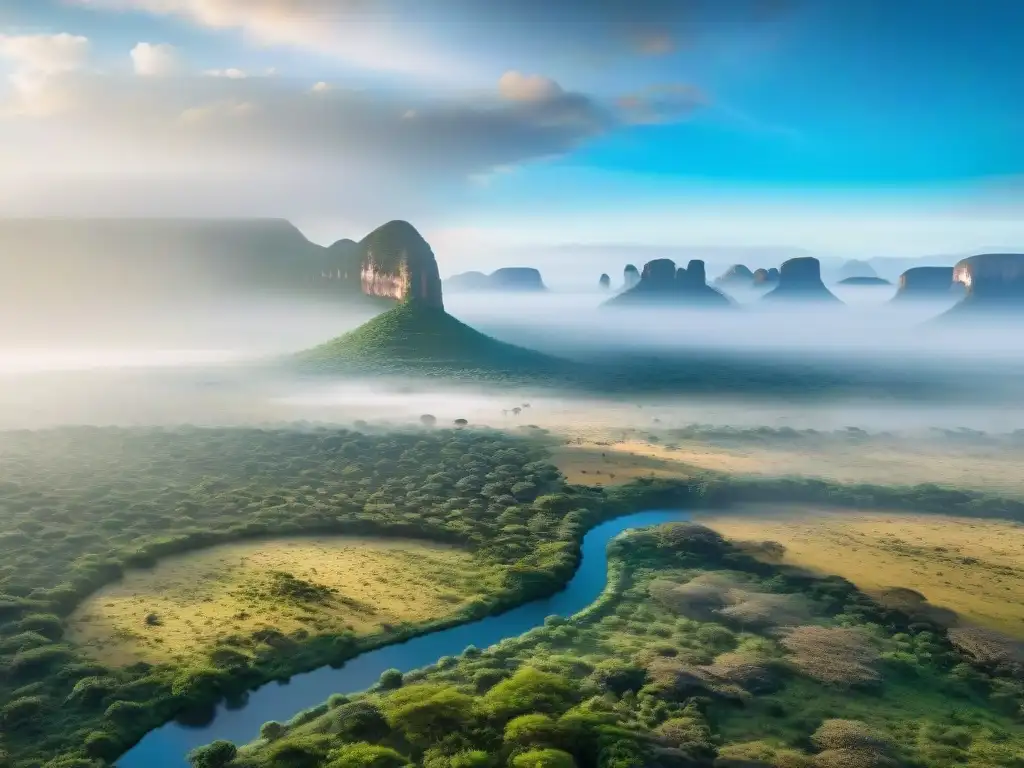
[{"x1": 67, "y1": 536, "x2": 503, "y2": 666}]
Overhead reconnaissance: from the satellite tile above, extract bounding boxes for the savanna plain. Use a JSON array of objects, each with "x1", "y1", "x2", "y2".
[{"x1": 2, "y1": 290, "x2": 1024, "y2": 768}]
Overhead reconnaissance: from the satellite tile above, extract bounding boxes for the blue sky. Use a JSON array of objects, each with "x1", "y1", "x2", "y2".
[{"x1": 1, "y1": 0, "x2": 1022, "y2": 260}]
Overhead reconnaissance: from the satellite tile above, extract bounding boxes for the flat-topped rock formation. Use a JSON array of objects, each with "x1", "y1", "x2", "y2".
[
  {"x1": 763, "y1": 257, "x2": 841, "y2": 303},
  {"x1": 358, "y1": 220, "x2": 444, "y2": 308},
  {"x1": 891, "y1": 266, "x2": 958, "y2": 301},
  {"x1": 836, "y1": 259, "x2": 879, "y2": 281},
  {"x1": 598, "y1": 273, "x2": 611, "y2": 289},
  {"x1": 943, "y1": 253, "x2": 1024, "y2": 317},
  {"x1": 445, "y1": 267, "x2": 547, "y2": 293},
  {"x1": 605, "y1": 258, "x2": 730, "y2": 308},
  {"x1": 838, "y1": 276, "x2": 892, "y2": 286}
]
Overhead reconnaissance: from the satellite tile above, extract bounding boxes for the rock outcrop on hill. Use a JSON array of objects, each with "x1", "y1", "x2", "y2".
[
  {"x1": 604, "y1": 258, "x2": 730, "y2": 307},
  {"x1": 836, "y1": 259, "x2": 879, "y2": 281},
  {"x1": 763, "y1": 257, "x2": 841, "y2": 302},
  {"x1": 445, "y1": 267, "x2": 547, "y2": 293},
  {"x1": 715, "y1": 264, "x2": 755, "y2": 286},
  {"x1": 943, "y1": 253, "x2": 1024, "y2": 317},
  {"x1": 624, "y1": 264, "x2": 641, "y2": 289},
  {"x1": 358, "y1": 220, "x2": 444, "y2": 308},
  {"x1": 753, "y1": 267, "x2": 779, "y2": 287},
  {"x1": 891, "y1": 267, "x2": 957, "y2": 301},
  {"x1": 599, "y1": 273, "x2": 611, "y2": 289},
  {"x1": 838, "y1": 276, "x2": 892, "y2": 286}
]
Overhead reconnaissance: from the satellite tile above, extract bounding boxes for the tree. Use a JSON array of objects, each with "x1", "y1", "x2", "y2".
[
  {"x1": 481, "y1": 668, "x2": 574, "y2": 721},
  {"x1": 382, "y1": 683, "x2": 476, "y2": 747},
  {"x1": 260, "y1": 721, "x2": 285, "y2": 741},
  {"x1": 187, "y1": 740, "x2": 237, "y2": 768},
  {"x1": 504, "y1": 713, "x2": 563, "y2": 748},
  {"x1": 420, "y1": 414, "x2": 438, "y2": 427},
  {"x1": 454, "y1": 419, "x2": 469, "y2": 428},
  {"x1": 379, "y1": 668, "x2": 404, "y2": 690}
]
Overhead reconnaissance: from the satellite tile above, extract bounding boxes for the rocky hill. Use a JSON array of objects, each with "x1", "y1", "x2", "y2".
[
  {"x1": 714, "y1": 264, "x2": 754, "y2": 286},
  {"x1": 358, "y1": 220, "x2": 443, "y2": 308},
  {"x1": 763, "y1": 257, "x2": 841, "y2": 303},
  {"x1": 838, "y1": 276, "x2": 892, "y2": 286},
  {"x1": 604, "y1": 258, "x2": 731, "y2": 308}
]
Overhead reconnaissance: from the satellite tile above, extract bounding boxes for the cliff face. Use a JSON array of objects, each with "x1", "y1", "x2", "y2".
[
  {"x1": 952, "y1": 254, "x2": 1024, "y2": 302},
  {"x1": 892, "y1": 266, "x2": 955, "y2": 301},
  {"x1": 358, "y1": 220, "x2": 444, "y2": 309},
  {"x1": 599, "y1": 273, "x2": 611, "y2": 289},
  {"x1": 763, "y1": 257, "x2": 840, "y2": 303},
  {"x1": 753, "y1": 267, "x2": 779, "y2": 286}
]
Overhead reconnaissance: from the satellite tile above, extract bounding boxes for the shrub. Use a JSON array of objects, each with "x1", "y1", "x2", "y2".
[
  {"x1": 2, "y1": 695, "x2": 46, "y2": 727},
  {"x1": 187, "y1": 740, "x2": 238, "y2": 768},
  {"x1": 781, "y1": 628, "x2": 880, "y2": 687},
  {"x1": 510, "y1": 749, "x2": 576, "y2": 768},
  {"x1": 328, "y1": 742, "x2": 410, "y2": 768},
  {"x1": 379, "y1": 668, "x2": 404, "y2": 690}
]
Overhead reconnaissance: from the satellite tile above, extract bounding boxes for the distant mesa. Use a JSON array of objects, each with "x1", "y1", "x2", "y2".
[
  {"x1": 752, "y1": 267, "x2": 779, "y2": 287},
  {"x1": 762, "y1": 257, "x2": 841, "y2": 303},
  {"x1": 836, "y1": 258, "x2": 879, "y2": 281},
  {"x1": 942, "y1": 253, "x2": 1024, "y2": 319},
  {"x1": 445, "y1": 267, "x2": 546, "y2": 293},
  {"x1": 891, "y1": 266, "x2": 959, "y2": 301},
  {"x1": 598, "y1": 273, "x2": 611, "y2": 290},
  {"x1": 623, "y1": 264, "x2": 641, "y2": 290},
  {"x1": 605, "y1": 258, "x2": 731, "y2": 308},
  {"x1": 714, "y1": 264, "x2": 754, "y2": 286},
  {"x1": 837, "y1": 276, "x2": 892, "y2": 286}
]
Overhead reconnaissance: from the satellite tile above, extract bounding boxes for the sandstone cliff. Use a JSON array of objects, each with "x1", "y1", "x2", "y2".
[
  {"x1": 763, "y1": 257, "x2": 841, "y2": 303},
  {"x1": 358, "y1": 220, "x2": 444, "y2": 308},
  {"x1": 944, "y1": 253, "x2": 1024, "y2": 316}
]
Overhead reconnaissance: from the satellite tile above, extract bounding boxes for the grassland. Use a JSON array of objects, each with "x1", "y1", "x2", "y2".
[
  {"x1": 227, "y1": 523, "x2": 1024, "y2": 768},
  {"x1": 700, "y1": 505, "x2": 1024, "y2": 640},
  {"x1": 543, "y1": 417, "x2": 1024, "y2": 496},
  {"x1": 68, "y1": 537, "x2": 503, "y2": 667}
]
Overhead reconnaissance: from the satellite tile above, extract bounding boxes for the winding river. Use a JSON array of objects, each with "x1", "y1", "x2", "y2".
[{"x1": 117, "y1": 509, "x2": 693, "y2": 766}]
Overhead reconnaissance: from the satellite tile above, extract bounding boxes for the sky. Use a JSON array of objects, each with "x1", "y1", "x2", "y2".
[{"x1": 1, "y1": 0, "x2": 1023, "y2": 263}]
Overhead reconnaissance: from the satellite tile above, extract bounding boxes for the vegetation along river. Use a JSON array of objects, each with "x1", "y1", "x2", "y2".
[{"x1": 117, "y1": 509, "x2": 694, "y2": 767}]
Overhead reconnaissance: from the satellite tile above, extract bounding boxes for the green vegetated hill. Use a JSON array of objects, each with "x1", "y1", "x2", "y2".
[
  {"x1": 226, "y1": 522, "x2": 1024, "y2": 768},
  {"x1": 295, "y1": 301, "x2": 571, "y2": 383}
]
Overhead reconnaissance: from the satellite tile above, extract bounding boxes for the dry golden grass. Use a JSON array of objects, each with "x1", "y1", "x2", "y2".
[
  {"x1": 700, "y1": 506, "x2": 1024, "y2": 639},
  {"x1": 550, "y1": 439, "x2": 755, "y2": 486},
  {"x1": 67, "y1": 536, "x2": 504, "y2": 667}
]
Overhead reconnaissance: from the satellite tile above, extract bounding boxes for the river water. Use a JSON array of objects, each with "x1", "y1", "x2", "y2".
[{"x1": 117, "y1": 509, "x2": 694, "y2": 766}]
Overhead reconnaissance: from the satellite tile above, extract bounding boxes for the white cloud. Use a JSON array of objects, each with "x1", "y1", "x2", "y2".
[
  {"x1": 204, "y1": 67, "x2": 248, "y2": 79},
  {"x1": 310, "y1": 80, "x2": 331, "y2": 92},
  {"x1": 0, "y1": 67, "x2": 610, "y2": 221},
  {"x1": 130, "y1": 42, "x2": 183, "y2": 76},
  {"x1": 68, "y1": 0, "x2": 467, "y2": 81},
  {"x1": 498, "y1": 71, "x2": 563, "y2": 103},
  {"x1": 0, "y1": 32, "x2": 90, "y2": 75},
  {"x1": 0, "y1": 33, "x2": 91, "y2": 112}
]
